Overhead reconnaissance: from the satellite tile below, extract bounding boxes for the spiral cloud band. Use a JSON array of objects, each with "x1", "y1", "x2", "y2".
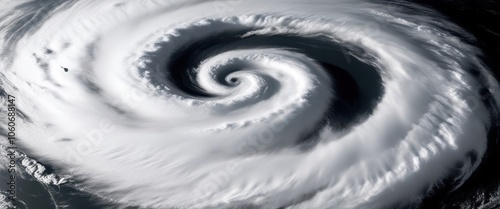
[{"x1": 1, "y1": 0, "x2": 499, "y2": 208}]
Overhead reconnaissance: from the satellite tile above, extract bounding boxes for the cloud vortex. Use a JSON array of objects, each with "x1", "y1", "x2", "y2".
[{"x1": 1, "y1": 0, "x2": 499, "y2": 208}]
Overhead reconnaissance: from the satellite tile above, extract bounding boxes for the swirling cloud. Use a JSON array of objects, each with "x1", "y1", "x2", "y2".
[{"x1": 1, "y1": 0, "x2": 499, "y2": 208}]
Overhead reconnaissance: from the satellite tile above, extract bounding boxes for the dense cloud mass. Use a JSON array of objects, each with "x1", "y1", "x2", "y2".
[{"x1": 0, "y1": 0, "x2": 499, "y2": 208}]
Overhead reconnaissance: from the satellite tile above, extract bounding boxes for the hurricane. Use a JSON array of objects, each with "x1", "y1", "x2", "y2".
[{"x1": 1, "y1": 0, "x2": 499, "y2": 208}]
